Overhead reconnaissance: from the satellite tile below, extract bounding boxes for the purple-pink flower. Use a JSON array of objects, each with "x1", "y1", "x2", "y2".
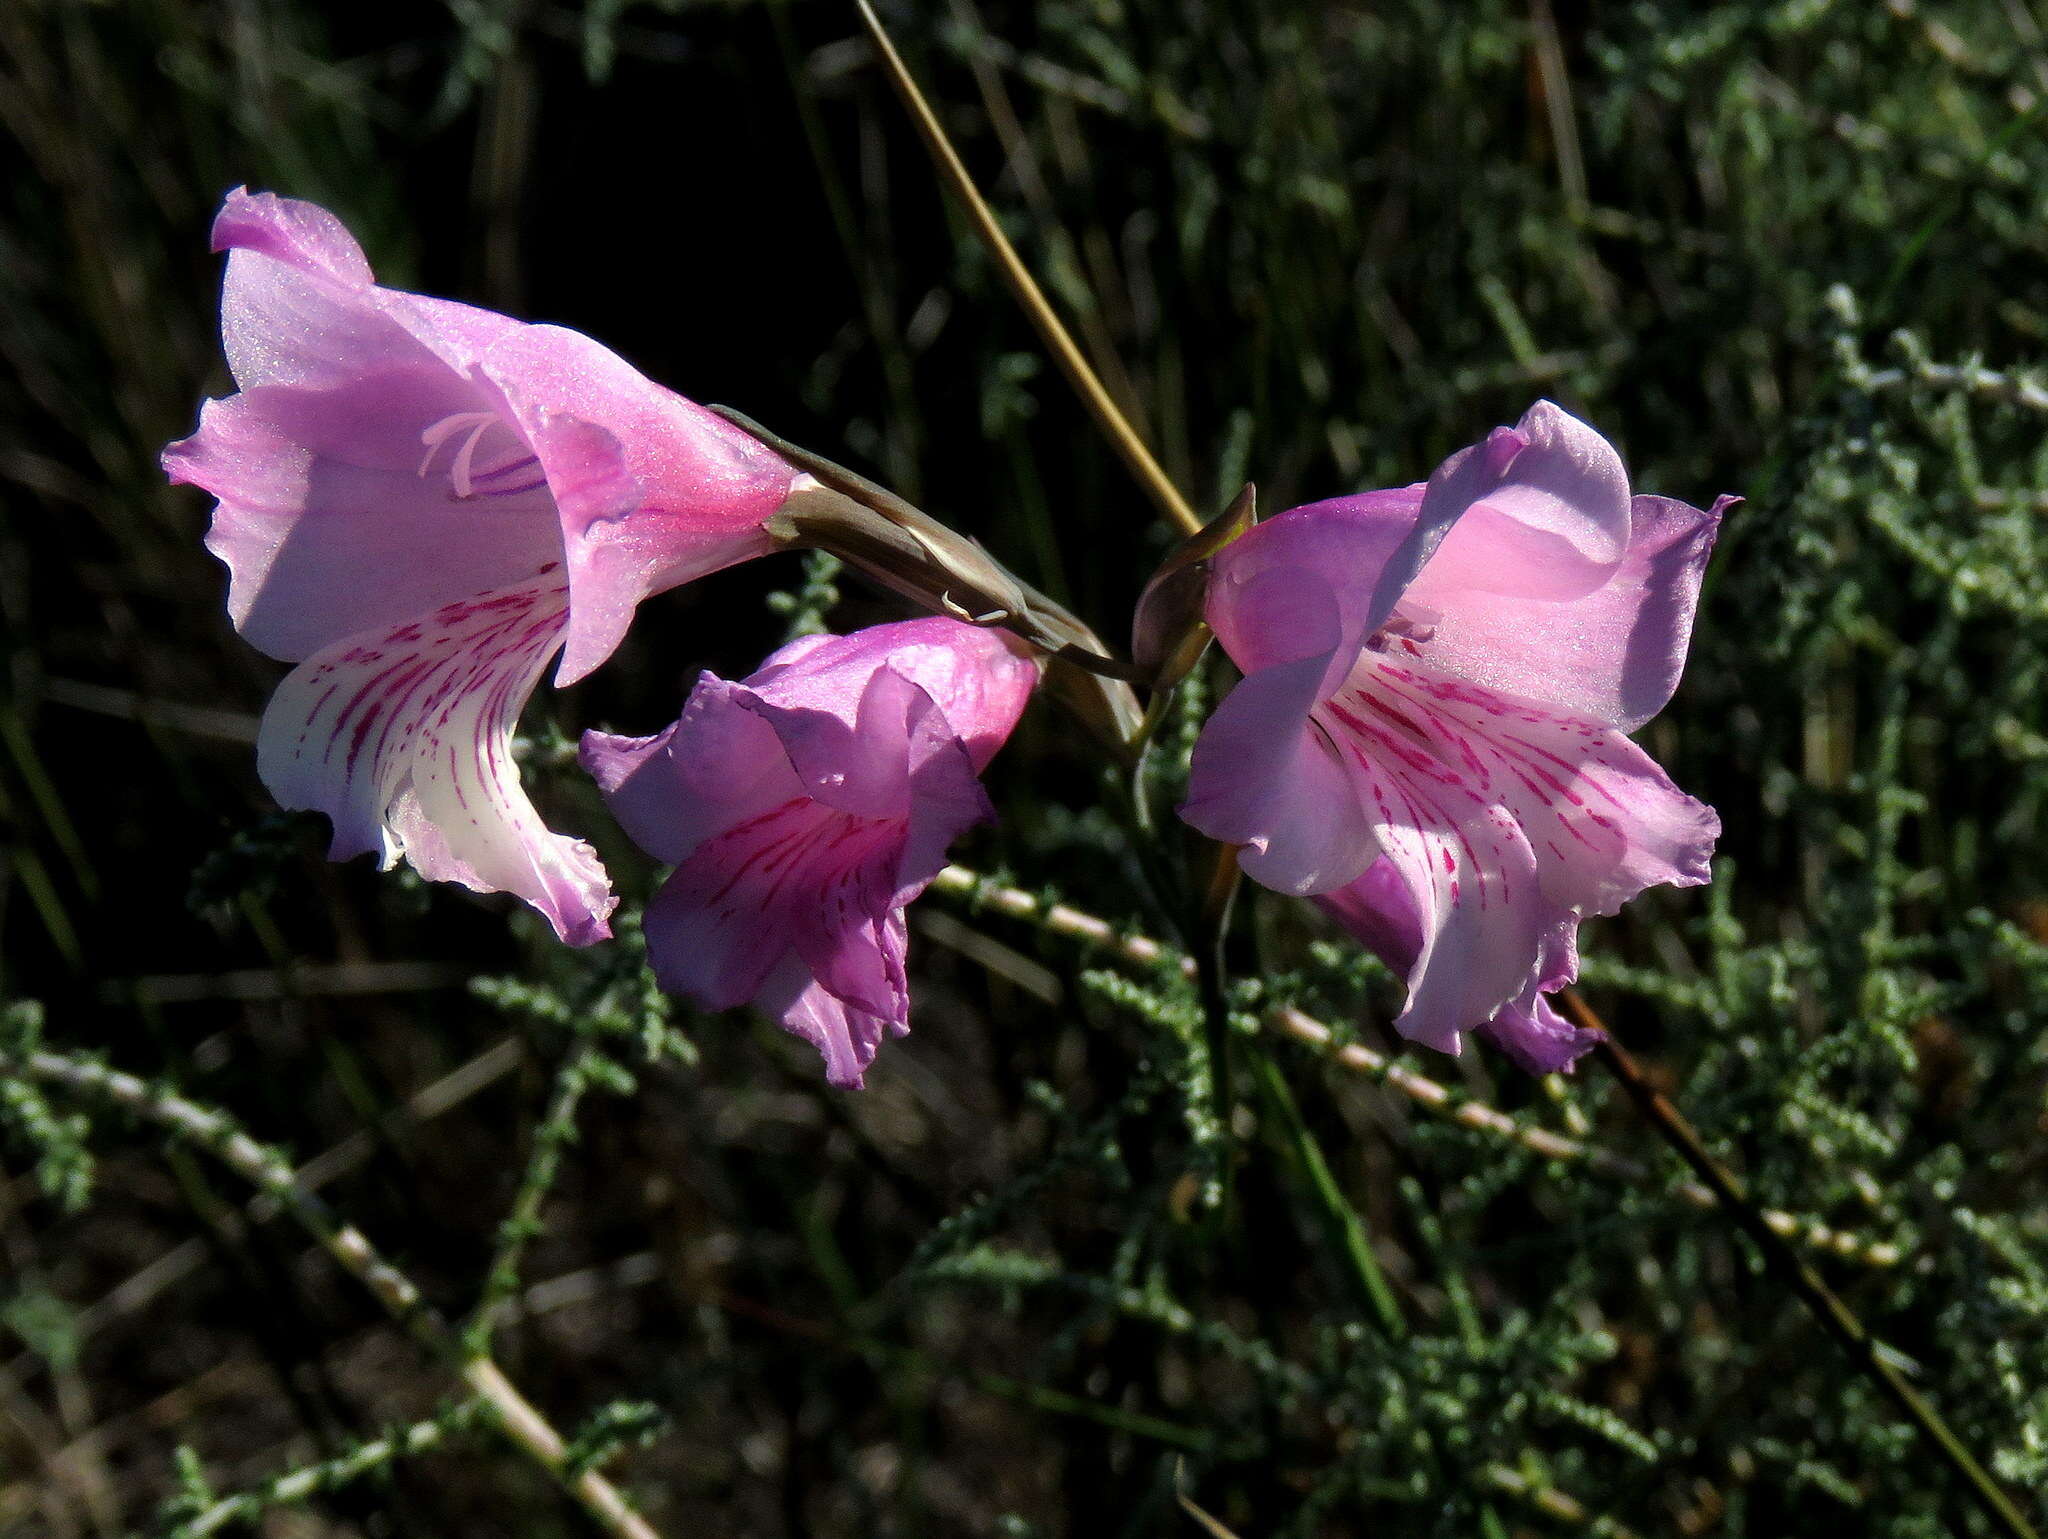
[
  {"x1": 163, "y1": 189, "x2": 805, "y2": 945},
  {"x1": 1181, "y1": 401, "x2": 1730, "y2": 1070},
  {"x1": 581, "y1": 617, "x2": 1037, "y2": 1087}
]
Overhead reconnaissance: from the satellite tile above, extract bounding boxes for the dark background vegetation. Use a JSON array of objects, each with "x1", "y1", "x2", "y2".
[{"x1": 6, "y1": 0, "x2": 2048, "y2": 1534}]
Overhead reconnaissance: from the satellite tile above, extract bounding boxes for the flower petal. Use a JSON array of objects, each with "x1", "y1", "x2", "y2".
[
  {"x1": 1316, "y1": 682, "x2": 1546, "y2": 1050},
  {"x1": 1182, "y1": 569, "x2": 1378, "y2": 895},
  {"x1": 788, "y1": 826, "x2": 914, "y2": 1021},
  {"x1": 212, "y1": 187, "x2": 374, "y2": 286},
  {"x1": 744, "y1": 617, "x2": 1039, "y2": 772},
  {"x1": 651, "y1": 790, "x2": 910, "y2": 1021},
  {"x1": 1206, "y1": 488, "x2": 1424, "y2": 675},
  {"x1": 736, "y1": 662, "x2": 920, "y2": 820},
  {"x1": 167, "y1": 374, "x2": 562, "y2": 663},
  {"x1": 580, "y1": 677, "x2": 804, "y2": 865},
  {"x1": 1478, "y1": 989, "x2": 1603, "y2": 1075},
  {"x1": 1318, "y1": 857, "x2": 1597, "y2": 1070},
  {"x1": 256, "y1": 578, "x2": 614, "y2": 944},
  {"x1": 1312, "y1": 857, "x2": 1424, "y2": 969},
  {"x1": 473, "y1": 324, "x2": 796, "y2": 684},
  {"x1": 1399, "y1": 490, "x2": 1730, "y2": 731},
  {"x1": 1353, "y1": 657, "x2": 1719, "y2": 917},
  {"x1": 215, "y1": 192, "x2": 522, "y2": 394},
  {"x1": 1401, "y1": 401, "x2": 1632, "y2": 604},
  {"x1": 642, "y1": 794, "x2": 845, "y2": 1008},
  {"x1": 754, "y1": 938, "x2": 910, "y2": 1090}
]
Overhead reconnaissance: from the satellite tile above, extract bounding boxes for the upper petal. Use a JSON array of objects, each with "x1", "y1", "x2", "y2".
[
  {"x1": 215, "y1": 194, "x2": 519, "y2": 394},
  {"x1": 1398, "y1": 401, "x2": 1633, "y2": 605},
  {"x1": 745, "y1": 617, "x2": 1038, "y2": 773},
  {"x1": 736, "y1": 662, "x2": 922, "y2": 820},
  {"x1": 1399, "y1": 490, "x2": 1730, "y2": 731},
  {"x1": 1205, "y1": 487, "x2": 1425, "y2": 676},
  {"x1": 256, "y1": 578, "x2": 614, "y2": 944},
  {"x1": 472, "y1": 324, "x2": 798, "y2": 684},
  {"x1": 167, "y1": 373, "x2": 562, "y2": 663},
  {"x1": 212, "y1": 187, "x2": 374, "y2": 286}
]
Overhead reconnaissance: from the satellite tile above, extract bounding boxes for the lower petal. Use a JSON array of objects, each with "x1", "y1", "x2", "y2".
[
  {"x1": 652, "y1": 794, "x2": 908, "y2": 1020},
  {"x1": 647, "y1": 796, "x2": 840, "y2": 1009},
  {"x1": 789, "y1": 827, "x2": 915, "y2": 1020},
  {"x1": 754, "y1": 943, "x2": 909, "y2": 1089},
  {"x1": 1316, "y1": 694, "x2": 1546, "y2": 1051},
  {"x1": 1355, "y1": 659, "x2": 1719, "y2": 918},
  {"x1": 255, "y1": 579, "x2": 614, "y2": 944},
  {"x1": 1478, "y1": 988, "x2": 1603, "y2": 1075}
]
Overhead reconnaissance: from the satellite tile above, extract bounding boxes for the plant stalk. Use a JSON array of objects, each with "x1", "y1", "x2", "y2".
[
  {"x1": 851, "y1": 0, "x2": 1202, "y2": 536},
  {"x1": 1250, "y1": 1048, "x2": 1404, "y2": 1335},
  {"x1": 1561, "y1": 989, "x2": 2039, "y2": 1539},
  {"x1": 7, "y1": 1046, "x2": 664, "y2": 1539}
]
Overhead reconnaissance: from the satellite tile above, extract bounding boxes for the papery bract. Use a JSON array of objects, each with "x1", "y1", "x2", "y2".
[
  {"x1": 581, "y1": 617, "x2": 1037, "y2": 1087},
  {"x1": 162, "y1": 189, "x2": 805, "y2": 943},
  {"x1": 1181, "y1": 400, "x2": 1730, "y2": 1067}
]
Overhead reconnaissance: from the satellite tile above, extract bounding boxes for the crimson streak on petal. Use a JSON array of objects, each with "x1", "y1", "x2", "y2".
[{"x1": 259, "y1": 580, "x2": 615, "y2": 945}]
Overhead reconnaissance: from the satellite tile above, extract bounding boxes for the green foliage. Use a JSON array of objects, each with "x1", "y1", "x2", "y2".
[
  {"x1": 0, "y1": 1000, "x2": 93, "y2": 1210},
  {"x1": 9, "y1": 0, "x2": 2048, "y2": 1534},
  {"x1": 766, "y1": 548, "x2": 848, "y2": 642},
  {"x1": 153, "y1": 1402, "x2": 487, "y2": 1537},
  {"x1": 562, "y1": 1399, "x2": 670, "y2": 1480}
]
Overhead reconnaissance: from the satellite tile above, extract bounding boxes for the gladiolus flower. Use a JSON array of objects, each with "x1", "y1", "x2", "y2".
[
  {"x1": 163, "y1": 189, "x2": 806, "y2": 943},
  {"x1": 581, "y1": 618, "x2": 1037, "y2": 1087},
  {"x1": 1180, "y1": 401, "x2": 1729, "y2": 1068}
]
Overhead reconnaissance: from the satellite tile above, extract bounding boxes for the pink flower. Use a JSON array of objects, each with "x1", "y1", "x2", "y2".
[
  {"x1": 580, "y1": 618, "x2": 1037, "y2": 1087},
  {"x1": 162, "y1": 190, "x2": 804, "y2": 944},
  {"x1": 1180, "y1": 401, "x2": 1730, "y2": 1068}
]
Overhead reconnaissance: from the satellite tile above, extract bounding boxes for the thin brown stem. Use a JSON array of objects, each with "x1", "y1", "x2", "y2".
[
  {"x1": 1561, "y1": 989, "x2": 2040, "y2": 1539},
  {"x1": 851, "y1": 0, "x2": 1202, "y2": 536}
]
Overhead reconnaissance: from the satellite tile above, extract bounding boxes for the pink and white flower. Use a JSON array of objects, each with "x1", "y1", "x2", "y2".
[
  {"x1": 581, "y1": 618, "x2": 1037, "y2": 1087},
  {"x1": 163, "y1": 189, "x2": 805, "y2": 944},
  {"x1": 1181, "y1": 401, "x2": 1730, "y2": 1068}
]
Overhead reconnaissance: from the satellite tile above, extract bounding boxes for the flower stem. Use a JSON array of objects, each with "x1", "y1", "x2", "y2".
[
  {"x1": 1560, "y1": 989, "x2": 2040, "y2": 1539},
  {"x1": 1193, "y1": 842, "x2": 1242, "y2": 1166},
  {"x1": 851, "y1": 0, "x2": 1202, "y2": 536},
  {"x1": 1249, "y1": 1047, "x2": 1404, "y2": 1335},
  {"x1": 466, "y1": 1040, "x2": 602, "y2": 1353}
]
